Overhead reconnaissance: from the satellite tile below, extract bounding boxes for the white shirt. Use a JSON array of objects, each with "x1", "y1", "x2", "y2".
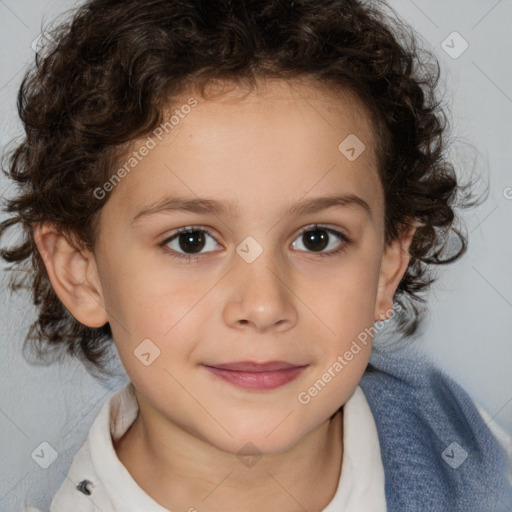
[{"x1": 24, "y1": 383, "x2": 388, "y2": 512}]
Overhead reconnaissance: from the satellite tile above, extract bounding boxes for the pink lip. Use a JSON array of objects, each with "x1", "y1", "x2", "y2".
[{"x1": 202, "y1": 361, "x2": 308, "y2": 390}]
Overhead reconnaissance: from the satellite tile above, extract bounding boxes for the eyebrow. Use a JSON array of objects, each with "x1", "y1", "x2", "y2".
[{"x1": 131, "y1": 193, "x2": 372, "y2": 225}]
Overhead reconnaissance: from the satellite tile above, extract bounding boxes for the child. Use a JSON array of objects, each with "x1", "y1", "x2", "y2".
[{"x1": 1, "y1": 0, "x2": 510, "y2": 510}]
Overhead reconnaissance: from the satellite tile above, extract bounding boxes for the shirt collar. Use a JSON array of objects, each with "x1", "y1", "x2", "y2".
[{"x1": 86, "y1": 382, "x2": 385, "y2": 511}]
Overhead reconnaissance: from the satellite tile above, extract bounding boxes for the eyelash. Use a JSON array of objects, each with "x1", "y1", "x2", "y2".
[{"x1": 157, "y1": 224, "x2": 352, "y2": 263}]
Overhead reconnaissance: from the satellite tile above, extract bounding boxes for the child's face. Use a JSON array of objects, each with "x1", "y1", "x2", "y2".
[{"x1": 47, "y1": 78, "x2": 412, "y2": 455}]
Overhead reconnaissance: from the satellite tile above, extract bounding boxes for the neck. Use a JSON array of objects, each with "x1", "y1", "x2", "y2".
[{"x1": 114, "y1": 403, "x2": 344, "y2": 512}]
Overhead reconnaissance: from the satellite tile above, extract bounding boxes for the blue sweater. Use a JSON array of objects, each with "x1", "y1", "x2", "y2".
[{"x1": 359, "y1": 347, "x2": 512, "y2": 512}]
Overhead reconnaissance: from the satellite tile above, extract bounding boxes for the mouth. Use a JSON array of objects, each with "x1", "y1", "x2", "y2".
[{"x1": 202, "y1": 361, "x2": 308, "y2": 390}]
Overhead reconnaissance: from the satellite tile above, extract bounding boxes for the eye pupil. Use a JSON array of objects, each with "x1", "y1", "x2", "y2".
[
  {"x1": 303, "y1": 229, "x2": 328, "y2": 251},
  {"x1": 179, "y1": 231, "x2": 205, "y2": 253}
]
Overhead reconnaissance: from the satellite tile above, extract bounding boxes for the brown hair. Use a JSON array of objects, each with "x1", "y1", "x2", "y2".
[{"x1": 0, "y1": 0, "x2": 479, "y2": 380}]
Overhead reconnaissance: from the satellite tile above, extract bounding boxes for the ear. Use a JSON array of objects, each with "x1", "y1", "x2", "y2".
[
  {"x1": 33, "y1": 223, "x2": 108, "y2": 328},
  {"x1": 374, "y1": 222, "x2": 417, "y2": 321}
]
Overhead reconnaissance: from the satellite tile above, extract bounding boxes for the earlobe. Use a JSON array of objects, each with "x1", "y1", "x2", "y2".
[
  {"x1": 33, "y1": 223, "x2": 108, "y2": 328},
  {"x1": 374, "y1": 224, "x2": 417, "y2": 321}
]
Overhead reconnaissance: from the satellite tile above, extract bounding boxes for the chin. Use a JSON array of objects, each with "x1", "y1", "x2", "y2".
[{"x1": 202, "y1": 421, "x2": 312, "y2": 459}]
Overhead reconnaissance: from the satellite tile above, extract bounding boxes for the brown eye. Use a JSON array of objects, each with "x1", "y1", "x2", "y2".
[
  {"x1": 176, "y1": 230, "x2": 206, "y2": 253},
  {"x1": 291, "y1": 225, "x2": 349, "y2": 255},
  {"x1": 160, "y1": 227, "x2": 220, "y2": 257},
  {"x1": 301, "y1": 228, "x2": 329, "y2": 252}
]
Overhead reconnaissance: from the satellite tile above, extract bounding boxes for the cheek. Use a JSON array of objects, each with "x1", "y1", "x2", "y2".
[
  {"x1": 299, "y1": 244, "x2": 382, "y2": 382},
  {"x1": 294, "y1": 335, "x2": 371, "y2": 440},
  {"x1": 98, "y1": 240, "x2": 183, "y2": 327},
  {"x1": 310, "y1": 246, "x2": 382, "y2": 327},
  {"x1": 96, "y1": 251, "x2": 195, "y2": 361}
]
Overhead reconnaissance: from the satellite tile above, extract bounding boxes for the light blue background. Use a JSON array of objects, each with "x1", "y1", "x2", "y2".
[{"x1": 1, "y1": 0, "x2": 511, "y2": 510}]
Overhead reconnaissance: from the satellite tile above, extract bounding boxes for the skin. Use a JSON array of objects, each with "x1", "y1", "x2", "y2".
[{"x1": 34, "y1": 77, "x2": 416, "y2": 511}]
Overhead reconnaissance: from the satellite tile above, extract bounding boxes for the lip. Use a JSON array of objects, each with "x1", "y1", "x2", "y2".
[{"x1": 202, "y1": 361, "x2": 308, "y2": 390}]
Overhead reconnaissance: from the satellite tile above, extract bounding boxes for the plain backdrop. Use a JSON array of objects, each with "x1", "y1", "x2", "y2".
[{"x1": 0, "y1": 0, "x2": 511, "y2": 510}]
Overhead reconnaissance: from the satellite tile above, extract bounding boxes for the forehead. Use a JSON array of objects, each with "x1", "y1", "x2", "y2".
[
  {"x1": 174, "y1": 77, "x2": 378, "y2": 155},
  {"x1": 104, "y1": 77, "x2": 382, "y2": 224}
]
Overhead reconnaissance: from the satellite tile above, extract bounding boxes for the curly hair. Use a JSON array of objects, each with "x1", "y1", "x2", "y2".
[{"x1": 0, "y1": 0, "x2": 479, "y2": 380}]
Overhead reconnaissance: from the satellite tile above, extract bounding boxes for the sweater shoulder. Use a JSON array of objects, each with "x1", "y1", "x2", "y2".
[{"x1": 359, "y1": 347, "x2": 512, "y2": 511}]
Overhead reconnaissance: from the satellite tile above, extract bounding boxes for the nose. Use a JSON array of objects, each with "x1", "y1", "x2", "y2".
[{"x1": 222, "y1": 246, "x2": 298, "y2": 333}]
